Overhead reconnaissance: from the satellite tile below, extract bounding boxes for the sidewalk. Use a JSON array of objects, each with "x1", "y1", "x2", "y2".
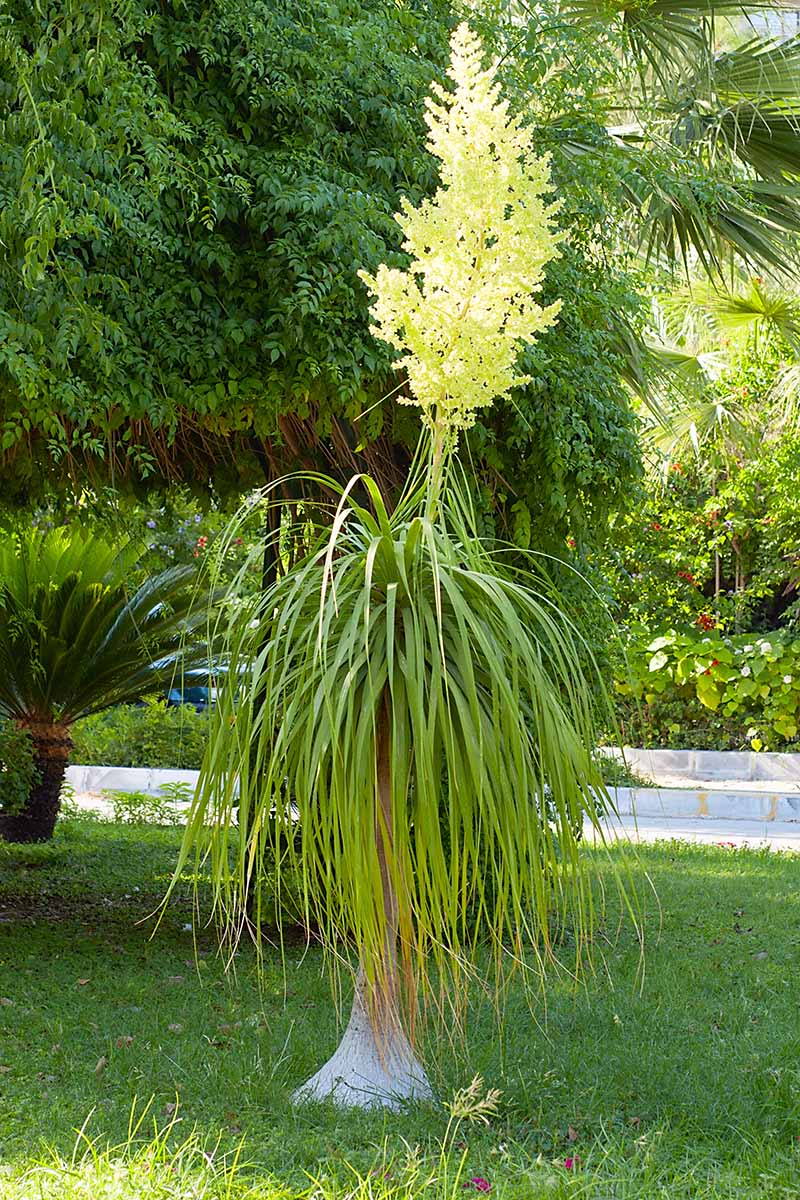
[{"x1": 587, "y1": 811, "x2": 800, "y2": 851}]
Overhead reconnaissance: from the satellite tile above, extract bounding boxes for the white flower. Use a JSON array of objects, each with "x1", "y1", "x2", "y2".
[
  {"x1": 249, "y1": 618, "x2": 260, "y2": 629},
  {"x1": 761, "y1": 642, "x2": 772, "y2": 654},
  {"x1": 734, "y1": 648, "x2": 742, "y2": 655},
  {"x1": 359, "y1": 24, "x2": 562, "y2": 436},
  {"x1": 743, "y1": 644, "x2": 753, "y2": 652},
  {"x1": 702, "y1": 637, "x2": 711, "y2": 644},
  {"x1": 740, "y1": 666, "x2": 751, "y2": 677},
  {"x1": 784, "y1": 675, "x2": 793, "y2": 685}
]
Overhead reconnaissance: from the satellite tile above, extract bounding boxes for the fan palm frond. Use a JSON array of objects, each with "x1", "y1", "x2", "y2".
[
  {"x1": 661, "y1": 275, "x2": 800, "y2": 347},
  {"x1": 649, "y1": 389, "x2": 750, "y2": 464},
  {"x1": 561, "y1": 0, "x2": 768, "y2": 83},
  {"x1": 713, "y1": 35, "x2": 800, "y2": 108},
  {"x1": 770, "y1": 358, "x2": 800, "y2": 429}
]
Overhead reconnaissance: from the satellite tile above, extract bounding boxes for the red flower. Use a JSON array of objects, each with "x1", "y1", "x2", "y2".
[
  {"x1": 564, "y1": 1157, "x2": 581, "y2": 1170},
  {"x1": 196, "y1": 535, "x2": 208, "y2": 548},
  {"x1": 651, "y1": 522, "x2": 662, "y2": 531},
  {"x1": 234, "y1": 537, "x2": 244, "y2": 546},
  {"x1": 670, "y1": 463, "x2": 683, "y2": 473},
  {"x1": 567, "y1": 537, "x2": 576, "y2": 549},
  {"x1": 463, "y1": 1179, "x2": 491, "y2": 1192}
]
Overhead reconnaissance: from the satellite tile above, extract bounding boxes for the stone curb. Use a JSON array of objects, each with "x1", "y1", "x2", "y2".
[
  {"x1": 66, "y1": 765, "x2": 200, "y2": 796},
  {"x1": 610, "y1": 786, "x2": 800, "y2": 823},
  {"x1": 603, "y1": 746, "x2": 800, "y2": 783},
  {"x1": 65, "y1": 765, "x2": 800, "y2": 824}
]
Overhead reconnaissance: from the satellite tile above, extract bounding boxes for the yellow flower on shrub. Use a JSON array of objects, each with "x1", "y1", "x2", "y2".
[{"x1": 359, "y1": 23, "x2": 562, "y2": 436}]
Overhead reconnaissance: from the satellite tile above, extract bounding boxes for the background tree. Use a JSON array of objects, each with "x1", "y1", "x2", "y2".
[
  {"x1": 0, "y1": 528, "x2": 212, "y2": 842},
  {"x1": 4, "y1": 1, "x2": 799, "y2": 577},
  {"x1": 0, "y1": 0, "x2": 642, "y2": 556}
]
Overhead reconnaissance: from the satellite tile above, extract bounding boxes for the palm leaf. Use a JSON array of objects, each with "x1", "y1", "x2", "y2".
[
  {"x1": 713, "y1": 36, "x2": 800, "y2": 108},
  {"x1": 683, "y1": 276, "x2": 800, "y2": 348},
  {"x1": 561, "y1": 0, "x2": 776, "y2": 83},
  {"x1": 0, "y1": 529, "x2": 214, "y2": 724}
]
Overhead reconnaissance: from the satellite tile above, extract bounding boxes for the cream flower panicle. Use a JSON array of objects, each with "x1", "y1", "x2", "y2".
[{"x1": 358, "y1": 23, "x2": 562, "y2": 435}]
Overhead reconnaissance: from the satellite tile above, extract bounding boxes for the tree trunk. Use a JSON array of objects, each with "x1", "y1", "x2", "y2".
[
  {"x1": 292, "y1": 704, "x2": 432, "y2": 1109},
  {"x1": 0, "y1": 721, "x2": 71, "y2": 843}
]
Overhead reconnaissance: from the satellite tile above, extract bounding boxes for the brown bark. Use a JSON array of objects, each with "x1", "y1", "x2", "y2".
[
  {"x1": 369, "y1": 697, "x2": 411, "y2": 1044},
  {"x1": 0, "y1": 720, "x2": 72, "y2": 843}
]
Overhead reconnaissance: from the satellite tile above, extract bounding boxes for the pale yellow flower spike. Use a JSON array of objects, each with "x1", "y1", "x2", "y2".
[{"x1": 358, "y1": 23, "x2": 563, "y2": 439}]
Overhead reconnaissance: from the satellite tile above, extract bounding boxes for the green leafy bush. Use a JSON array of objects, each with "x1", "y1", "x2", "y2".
[
  {"x1": 0, "y1": 719, "x2": 38, "y2": 814},
  {"x1": 71, "y1": 701, "x2": 210, "y2": 770},
  {"x1": 102, "y1": 787, "x2": 187, "y2": 826},
  {"x1": 617, "y1": 627, "x2": 800, "y2": 750}
]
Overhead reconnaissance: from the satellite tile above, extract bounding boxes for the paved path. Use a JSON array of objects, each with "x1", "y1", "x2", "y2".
[{"x1": 587, "y1": 812, "x2": 800, "y2": 851}]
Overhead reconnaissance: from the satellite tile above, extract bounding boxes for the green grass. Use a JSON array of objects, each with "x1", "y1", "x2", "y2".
[{"x1": 1, "y1": 819, "x2": 799, "y2": 1197}]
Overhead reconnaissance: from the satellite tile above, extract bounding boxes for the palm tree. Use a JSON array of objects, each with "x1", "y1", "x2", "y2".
[
  {"x1": 545, "y1": 3, "x2": 800, "y2": 277},
  {"x1": 172, "y1": 26, "x2": 628, "y2": 1109},
  {"x1": 0, "y1": 528, "x2": 212, "y2": 842}
]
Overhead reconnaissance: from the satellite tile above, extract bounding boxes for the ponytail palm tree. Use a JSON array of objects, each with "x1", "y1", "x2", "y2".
[
  {"x1": 175, "y1": 26, "x2": 622, "y2": 1109},
  {"x1": 0, "y1": 528, "x2": 211, "y2": 842}
]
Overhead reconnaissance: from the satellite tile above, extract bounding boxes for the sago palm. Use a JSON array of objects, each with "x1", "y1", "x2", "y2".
[
  {"x1": 0, "y1": 527, "x2": 212, "y2": 842},
  {"x1": 174, "y1": 26, "x2": 628, "y2": 1109}
]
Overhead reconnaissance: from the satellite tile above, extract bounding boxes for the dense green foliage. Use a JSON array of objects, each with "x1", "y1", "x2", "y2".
[
  {"x1": 616, "y1": 627, "x2": 800, "y2": 750},
  {"x1": 0, "y1": 720, "x2": 37, "y2": 815},
  {"x1": 72, "y1": 701, "x2": 210, "y2": 770},
  {"x1": 0, "y1": 0, "x2": 646, "y2": 552},
  {"x1": 0, "y1": 0, "x2": 447, "y2": 495},
  {"x1": 604, "y1": 445, "x2": 800, "y2": 639},
  {"x1": 601, "y1": 272, "x2": 800, "y2": 748},
  {"x1": 2, "y1": 821, "x2": 800, "y2": 1198}
]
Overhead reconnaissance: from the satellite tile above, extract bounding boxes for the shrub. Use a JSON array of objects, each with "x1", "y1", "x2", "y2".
[
  {"x1": 71, "y1": 700, "x2": 210, "y2": 770},
  {"x1": 102, "y1": 786, "x2": 188, "y2": 826},
  {"x1": 616, "y1": 626, "x2": 800, "y2": 750},
  {"x1": 0, "y1": 720, "x2": 38, "y2": 814}
]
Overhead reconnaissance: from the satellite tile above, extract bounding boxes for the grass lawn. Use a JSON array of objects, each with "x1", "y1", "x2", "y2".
[{"x1": 0, "y1": 818, "x2": 799, "y2": 1198}]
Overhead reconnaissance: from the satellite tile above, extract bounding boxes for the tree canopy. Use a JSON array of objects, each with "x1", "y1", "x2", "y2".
[
  {"x1": 0, "y1": 0, "x2": 641, "y2": 549},
  {"x1": 4, "y1": 0, "x2": 799, "y2": 547}
]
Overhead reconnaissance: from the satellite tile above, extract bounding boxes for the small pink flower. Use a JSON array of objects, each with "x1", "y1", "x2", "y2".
[
  {"x1": 464, "y1": 1178, "x2": 491, "y2": 1192},
  {"x1": 564, "y1": 1157, "x2": 581, "y2": 1170}
]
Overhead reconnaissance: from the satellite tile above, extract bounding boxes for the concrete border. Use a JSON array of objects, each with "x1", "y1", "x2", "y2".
[
  {"x1": 602, "y1": 746, "x2": 800, "y2": 783},
  {"x1": 66, "y1": 765, "x2": 200, "y2": 796},
  {"x1": 611, "y1": 785, "x2": 800, "y2": 823},
  {"x1": 64, "y1": 765, "x2": 800, "y2": 824}
]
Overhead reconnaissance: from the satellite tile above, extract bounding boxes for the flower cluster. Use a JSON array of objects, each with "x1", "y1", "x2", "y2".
[{"x1": 359, "y1": 24, "x2": 561, "y2": 436}]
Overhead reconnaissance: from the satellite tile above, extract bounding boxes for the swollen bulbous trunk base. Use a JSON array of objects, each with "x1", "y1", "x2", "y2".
[
  {"x1": 292, "y1": 981, "x2": 433, "y2": 1110},
  {"x1": 0, "y1": 722, "x2": 71, "y2": 844}
]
